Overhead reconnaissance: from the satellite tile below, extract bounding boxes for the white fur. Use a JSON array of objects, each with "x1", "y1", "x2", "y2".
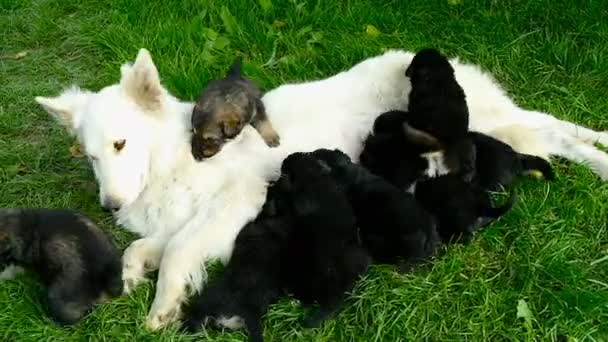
[
  {"x1": 35, "y1": 48, "x2": 608, "y2": 330},
  {"x1": 422, "y1": 151, "x2": 451, "y2": 178},
  {"x1": 0, "y1": 265, "x2": 25, "y2": 280}
]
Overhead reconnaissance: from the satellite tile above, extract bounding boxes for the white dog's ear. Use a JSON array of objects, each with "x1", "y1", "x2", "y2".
[
  {"x1": 120, "y1": 48, "x2": 164, "y2": 112},
  {"x1": 35, "y1": 86, "x2": 91, "y2": 135}
]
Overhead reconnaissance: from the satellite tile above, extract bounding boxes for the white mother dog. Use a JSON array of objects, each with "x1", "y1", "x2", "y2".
[{"x1": 35, "y1": 48, "x2": 608, "y2": 329}]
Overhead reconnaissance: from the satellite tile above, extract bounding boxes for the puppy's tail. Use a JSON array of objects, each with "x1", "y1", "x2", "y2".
[
  {"x1": 477, "y1": 192, "x2": 516, "y2": 228},
  {"x1": 226, "y1": 56, "x2": 242, "y2": 79},
  {"x1": 518, "y1": 154, "x2": 555, "y2": 181}
]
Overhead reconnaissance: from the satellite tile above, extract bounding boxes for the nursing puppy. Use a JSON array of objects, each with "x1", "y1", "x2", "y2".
[
  {"x1": 415, "y1": 175, "x2": 516, "y2": 243},
  {"x1": 405, "y1": 48, "x2": 469, "y2": 144},
  {"x1": 0, "y1": 209, "x2": 122, "y2": 325},
  {"x1": 181, "y1": 189, "x2": 291, "y2": 342},
  {"x1": 469, "y1": 131, "x2": 555, "y2": 190},
  {"x1": 278, "y1": 152, "x2": 371, "y2": 328},
  {"x1": 398, "y1": 48, "x2": 476, "y2": 180},
  {"x1": 311, "y1": 149, "x2": 440, "y2": 270},
  {"x1": 191, "y1": 57, "x2": 280, "y2": 160},
  {"x1": 359, "y1": 112, "x2": 433, "y2": 190}
]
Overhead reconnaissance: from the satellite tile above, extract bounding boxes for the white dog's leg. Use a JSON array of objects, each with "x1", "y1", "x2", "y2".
[
  {"x1": 545, "y1": 130, "x2": 608, "y2": 180},
  {"x1": 519, "y1": 109, "x2": 608, "y2": 147},
  {"x1": 0, "y1": 265, "x2": 25, "y2": 280},
  {"x1": 145, "y1": 200, "x2": 261, "y2": 330},
  {"x1": 122, "y1": 236, "x2": 168, "y2": 294}
]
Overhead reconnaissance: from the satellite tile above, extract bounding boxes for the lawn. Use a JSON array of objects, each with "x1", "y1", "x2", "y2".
[{"x1": 1, "y1": 0, "x2": 608, "y2": 340}]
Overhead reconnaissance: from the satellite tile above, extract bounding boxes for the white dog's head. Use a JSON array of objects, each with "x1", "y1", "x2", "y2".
[{"x1": 36, "y1": 49, "x2": 172, "y2": 210}]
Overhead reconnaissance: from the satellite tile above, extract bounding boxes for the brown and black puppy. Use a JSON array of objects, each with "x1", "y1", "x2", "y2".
[
  {"x1": 191, "y1": 58, "x2": 280, "y2": 160},
  {"x1": 0, "y1": 209, "x2": 123, "y2": 326}
]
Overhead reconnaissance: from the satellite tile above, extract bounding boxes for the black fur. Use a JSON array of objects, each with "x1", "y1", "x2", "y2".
[
  {"x1": 414, "y1": 175, "x2": 516, "y2": 243},
  {"x1": 311, "y1": 149, "x2": 439, "y2": 271},
  {"x1": 0, "y1": 209, "x2": 122, "y2": 326},
  {"x1": 277, "y1": 152, "x2": 371, "y2": 328},
  {"x1": 404, "y1": 48, "x2": 468, "y2": 143},
  {"x1": 359, "y1": 111, "x2": 431, "y2": 190},
  {"x1": 182, "y1": 152, "x2": 370, "y2": 340},
  {"x1": 469, "y1": 131, "x2": 555, "y2": 189},
  {"x1": 181, "y1": 194, "x2": 291, "y2": 342}
]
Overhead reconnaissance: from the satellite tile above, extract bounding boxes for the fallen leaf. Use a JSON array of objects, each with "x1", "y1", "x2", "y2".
[
  {"x1": 365, "y1": 24, "x2": 381, "y2": 37},
  {"x1": 448, "y1": 0, "x2": 463, "y2": 5},
  {"x1": 70, "y1": 144, "x2": 84, "y2": 158},
  {"x1": 259, "y1": 0, "x2": 273, "y2": 12},
  {"x1": 220, "y1": 6, "x2": 238, "y2": 35},
  {"x1": 272, "y1": 19, "x2": 287, "y2": 28},
  {"x1": 516, "y1": 299, "x2": 533, "y2": 328},
  {"x1": 213, "y1": 36, "x2": 231, "y2": 50},
  {"x1": 14, "y1": 51, "x2": 28, "y2": 59}
]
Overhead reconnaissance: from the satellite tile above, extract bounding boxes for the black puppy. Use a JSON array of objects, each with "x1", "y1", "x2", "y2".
[
  {"x1": 399, "y1": 48, "x2": 476, "y2": 181},
  {"x1": 405, "y1": 48, "x2": 468, "y2": 144},
  {"x1": 0, "y1": 209, "x2": 122, "y2": 325},
  {"x1": 312, "y1": 148, "x2": 440, "y2": 270},
  {"x1": 182, "y1": 153, "x2": 370, "y2": 339},
  {"x1": 278, "y1": 152, "x2": 371, "y2": 328},
  {"x1": 469, "y1": 131, "x2": 554, "y2": 189},
  {"x1": 415, "y1": 175, "x2": 516, "y2": 243},
  {"x1": 359, "y1": 111, "x2": 434, "y2": 190},
  {"x1": 181, "y1": 188, "x2": 291, "y2": 342}
]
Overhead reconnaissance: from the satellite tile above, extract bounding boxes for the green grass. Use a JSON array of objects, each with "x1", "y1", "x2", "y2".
[{"x1": 1, "y1": 0, "x2": 608, "y2": 340}]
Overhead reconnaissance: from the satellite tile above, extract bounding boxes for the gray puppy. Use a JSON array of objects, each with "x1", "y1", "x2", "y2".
[
  {"x1": 191, "y1": 57, "x2": 280, "y2": 160},
  {"x1": 0, "y1": 209, "x2": 123, "y2": 326}
]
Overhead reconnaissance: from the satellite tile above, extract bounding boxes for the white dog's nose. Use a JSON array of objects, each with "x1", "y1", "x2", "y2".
[{"x1": 101, "y1": 196, "x2": 122, "y2": 211}]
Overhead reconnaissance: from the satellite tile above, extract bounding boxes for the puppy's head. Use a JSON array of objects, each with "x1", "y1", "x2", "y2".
[
  {"x1": 405, "y1": 48, "x2": 454, "y2": 85},
  {"x1": 310, "y1": 149, "x2": 351, "y2": 169},
  {"x1": 0, "y1": 209, "x2": 22, "y2": 260},
  {"x1": 373, "y1": 111, "x2": 407, "y2": 136}
]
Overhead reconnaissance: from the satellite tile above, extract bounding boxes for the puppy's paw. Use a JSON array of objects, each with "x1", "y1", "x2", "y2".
[
  {"x1": 255, "y1": 120, "x2": 281, "y2": 147},
  {"x1": 263, "y1": 131, "x2": 281, "y2": 147},
  {"x1": 146, "y1": 306, "x2": 179, "y2": 331}
]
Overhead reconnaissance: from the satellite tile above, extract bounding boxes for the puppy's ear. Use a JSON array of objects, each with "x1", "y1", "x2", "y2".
[
  {"x1": 405, "y1": 65, "x2": 413, "y2": 77},
  {"x1": 402, "y1": 123, "x2": 442, "y2": 150},
  {"x1": 35, "y1": 86, "x2": 92, "y2": 136},
  {"x1": 120, "y1": 48, "x2": 164, "y2": 112},
  {"x1": 226, "y1": 56, "x2": 242, "y2": 79}
]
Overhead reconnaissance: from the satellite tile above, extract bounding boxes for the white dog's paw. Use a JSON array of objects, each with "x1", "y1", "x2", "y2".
[
  {"x1": 122, "y1": 273, "x2": 148, "y2": 295},
  {"x1": 121, "y1": 262, "x2": 149, "y2": 294},
  {"x1": 145, "y1": 306, "x2": 180, "y2": 331}
]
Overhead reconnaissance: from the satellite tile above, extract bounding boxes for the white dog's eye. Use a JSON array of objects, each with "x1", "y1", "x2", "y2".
[{"x1": 113, "y1": 139, "x2": 126, "y2": 152}]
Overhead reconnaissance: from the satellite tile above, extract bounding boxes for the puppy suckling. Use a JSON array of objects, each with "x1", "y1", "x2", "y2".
[
  {"x1": 191, "y1": 57, "x2": 280, "y2": 160},
  {"x1": 0, "y1": 209, "x2": 122, "y2": 325},
  {"x1": 181, "y1": 189, "x2": 291, "y2": 342},
  {"x1": 278, "y1": 152, "x2": 371, "y2": 328},
  {"x1": 182, "y1": 152, "x2": 370, "y2": 339},
  {"x1": 359, "y1": 111, "x2": 434, "y2": 190},
  {"x1": 414, "y1": 175, "x2": 516, "y2": 244},
  {"x1": 311, "y1": 148, "x2": 440, "y2": 271},
  {"x1": 468, "y1": 131, "x2": 554, "y2": 190},
  {"x1": 405, "y1": 48, "x2": 469, "y2": 144}
]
